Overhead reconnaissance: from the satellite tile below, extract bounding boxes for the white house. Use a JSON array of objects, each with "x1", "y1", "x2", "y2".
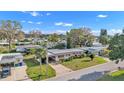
[{"x1": 47, "y1": 46, "x2": 106, "y2": 62}]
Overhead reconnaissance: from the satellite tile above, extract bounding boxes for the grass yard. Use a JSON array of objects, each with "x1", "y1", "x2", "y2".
[
  {"x1": 24, "y1": 55, "x2": 56, "y2": 81},
  {"x1": 98, "y1": 70, "x2": 124, "y2": 81},
  {"x1": 62, "y1": 56, "x2": 107, "y2": 71},
  {"x1": 0, "y1": 47, "x2": 9, "y2": 53}
]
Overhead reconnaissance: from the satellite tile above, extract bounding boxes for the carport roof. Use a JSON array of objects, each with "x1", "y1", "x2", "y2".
[
  {"x1": 0, "y1": 53, "x2": 23, "y2": 64},
  {"x1": 48, "y1": 49, "x2": 84, "y2": 55}
]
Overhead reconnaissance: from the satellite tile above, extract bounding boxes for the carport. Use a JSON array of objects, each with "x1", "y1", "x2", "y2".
[{"x1": 0, "y1": 53, "x2": 23, "y2": 80}]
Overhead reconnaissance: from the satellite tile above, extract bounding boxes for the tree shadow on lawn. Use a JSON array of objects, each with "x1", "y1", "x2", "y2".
[
  {"x1": 68, "y1": 71, "x2": 108, "y2": 81},
  {"x1": 81, "y1": 59, "x2": 91, "y2": 62},
  {"x1": 24, "y1": 58, "x2": 39, "y2": 67}
]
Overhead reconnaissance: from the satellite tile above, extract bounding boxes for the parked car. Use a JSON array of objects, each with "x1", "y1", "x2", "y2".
[
  {"x1": 16, "y1": 48, "x2": 30, "y2": 54},
  {"x1": 1, "y1": 66, "x2": 11, "y2": 78}
]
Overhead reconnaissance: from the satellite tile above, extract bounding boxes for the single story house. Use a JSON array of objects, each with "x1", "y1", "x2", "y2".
[
  {"x1": 16, "y1": 45, "x2": 41, "y2": 52},
  {"x1": 47, "y1": 46, "x2": 106, "y2": 62},
  {"x1": 48, "y1": 49, "x2": 84, "y2": 62}
]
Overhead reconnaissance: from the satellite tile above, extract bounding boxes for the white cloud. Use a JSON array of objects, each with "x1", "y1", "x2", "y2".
[
  {"x1": 97, "y1": 14, "x2": 108, "y2": 18},
  {"x1": 46, "y1": 13, "x2": 51, "y2": 16},
  {"x1": 21, "y1": 20, "x2": 26, "y2": 23},
  {"x1": 30, "y1": 11, "x2": 39, "y2": 17},
  {"x1": 63, "y1": 23, "x2": 73, "y2": 27},
  {"x1": 56, "y1": 30, "x2": 67, "y2": 34},
  {"x1": 41, "y1": 30, "x2": 67, "y2": 34},
  {"x1": 55, "y1": 22, "x2": 63, "y2": 26},
  {"x1": 108, "y1": 29, "x2": 122, "y2": 35},
  {"x1": 92, "y1": 30, "x2": 100, "y2": 36},
  {"x1": 35, "y1": 28, "x2": 40, "y2": 30},
  {"x1": 28, "y1": 21, "x2": 33, "y2": 24},
  {"x1": 36, "y1": 22, "x2": 42, "y2": 25},
  {"x1": 92, "y1": 29, "x2": 122, "y2": 36},
  {"x1": 20, "y1": 11, "x2": 27, "y2": 13},
  {"x1": 21, "y1": 11, "x2": 40, "y2": 17},
  {"x1": 55, "y1": 22, "x2": 73, "y2": 27}
]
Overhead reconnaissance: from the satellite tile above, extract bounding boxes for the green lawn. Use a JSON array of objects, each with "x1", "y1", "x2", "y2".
[
  {"x1": 62, "y1": 56, "x2": 107, "y2": 71},
  {"x1": 98, "y1": 70, "x2": 124, "y2": 81},
  {"x1": 0, "y1": 47, "x2": 9, "y2": 53},
  {"x1": 24, "y1": 55, "x2": 56, "y2": 81}
]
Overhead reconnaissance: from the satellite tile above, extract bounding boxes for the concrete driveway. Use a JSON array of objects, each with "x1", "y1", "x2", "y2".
[
  {"x1": 0, "y1": 65, "x2": 32, "y2": 81},
  {"x1": 49, "y1": 63, "x2": 73, "y2": 76},
  {"x1": 47, "y1": 61, "x2": 124, "y2": 81}
]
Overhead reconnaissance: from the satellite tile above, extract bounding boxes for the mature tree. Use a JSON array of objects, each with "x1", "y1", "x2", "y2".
[
  {"x1": 0, "y1": 20, "x2": 22, "y2": 52},
  {"x1": 109, "y1": 33, "x2": 124, "y2": 63},
  {"x1": 67, "y1": 27, "x2": 94, "y2": 48},
  {"x1": 66, "y1": 31, "x2": 71, "y2": 49},
  {"x1": 16, "y1": 31, "x2": 25, "y2": 41},
  {"x1": 48, "y1": 33, "x2": 60, "y2": 42},
  {"x1": 0, "y1": 30, "x2": 6, "y2": 40},
  {"x1": 100, "y1": 29, "x2": 107, "y2": 36},
  {"x1": 29, "y1": 30, "x2": 42, "y2": 39},
  {"x1": 99, "y1": 29, "x2": 109, "y2": 45}
]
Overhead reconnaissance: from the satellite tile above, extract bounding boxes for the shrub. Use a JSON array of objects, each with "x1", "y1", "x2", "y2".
[
  {"x1": 99, "y1": 48, "x2": 110, "y2": 57},
  {"x1": 89, "y1": 54, "x2": 95, "y2": 61},
  {"x1": 29, "y1": 48, "x2": 36, "y2": 54},
  {"x1": 0, "y1": 47, "x2": 9, "y2": 53}
]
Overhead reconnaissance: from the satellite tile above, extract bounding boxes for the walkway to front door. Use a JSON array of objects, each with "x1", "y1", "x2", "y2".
[{"x1": 49, "y1": 63, "x2": 73, "y2": 76}]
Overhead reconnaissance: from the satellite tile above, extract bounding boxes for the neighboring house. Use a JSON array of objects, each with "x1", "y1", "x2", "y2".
[
  {"x1": 47, "y1": 46, "x2": 106, "y2": 62},
  {"x1": 92, "y1": 42, "x2": 103, "y2": 47},
  {"x1": 16, "y1": 45, "x2": 41, "y2": 50},
  {"x1": 0, "y1": 40, "x2": 9, "y2": 46},
  {"x1": 0, "y1": 53, "x2": 23, "y2": 64},
  {"x1": 16, "y1": 42, "x2": 31, "y2": 45},
  {"x1": 16, "y1": 45, "x2": 41, "y2": 53},
  {"x1": 48, "y1": 49, "x2": 84, "y2": 62}
]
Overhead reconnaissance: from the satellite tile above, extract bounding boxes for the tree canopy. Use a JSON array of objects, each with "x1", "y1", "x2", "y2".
[
  {"x1": 109, "y1": 33, "x2": 124, "y2": 61},
  {"x1": 29, "y1": 30, "x2": 42, "y2": 39},
  {"x1": 16, "y1": 31, "x2": 25, "y2": 41},
  {"x1": 0, "y1": 20, "x2": 22, "y2": 51},
  {"x1": 67, "y1": 27, "x2": 94, "y2": 48},
  {"x1": 99, "y1": 29, "x2": 109, "y2": 45},
  {"x1": 48, "y1": 33, "x2": 60, "y2": 42}
]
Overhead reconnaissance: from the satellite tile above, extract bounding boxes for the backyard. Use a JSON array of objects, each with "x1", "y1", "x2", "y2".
[
  {"x1": 98, "y1": 70, "x2": 124, "y2": 81},
  {"x1": 24, "y1": 55, "x2": 56, "y2": 81},
  {"x1": 62, "y1": 56, "x2": 107, "y2": 71}
]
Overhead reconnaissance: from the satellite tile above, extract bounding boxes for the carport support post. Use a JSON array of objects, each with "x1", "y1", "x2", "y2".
[
  {"x1": 39, "y1": 58, "x2": 42, "y2": 80},
  {"x1": 13, "y1": 62, "x2": 16, "y2": 81},
  {"x1": 45, "y1": 40, "x2": 49, "y2": 78},
  {"x1": 55, "y1": 56, "x2": 59, "y2": 62},
  {"x1": 46, "y1": 48, "x2": 49, "y2": 78}
]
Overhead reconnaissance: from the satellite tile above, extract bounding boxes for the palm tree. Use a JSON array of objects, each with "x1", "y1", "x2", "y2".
[{"x1": 35, "y1": 48, "x2": 46, "y2": 80}]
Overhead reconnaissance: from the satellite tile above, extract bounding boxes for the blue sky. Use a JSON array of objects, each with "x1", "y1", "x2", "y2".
[{"x1": 0, "y1": 11, "x2": 124, "y2": 35}]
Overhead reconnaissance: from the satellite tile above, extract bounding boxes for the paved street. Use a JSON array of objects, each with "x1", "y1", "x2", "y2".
[{"x1": 47, "y1": 61, "x2": 124, "y2": 81}]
